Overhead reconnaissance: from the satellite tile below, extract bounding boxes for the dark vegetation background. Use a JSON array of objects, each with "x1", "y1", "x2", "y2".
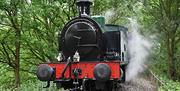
[{"x1": 0, "y1": 0, "x2": 179, "y2": 91}]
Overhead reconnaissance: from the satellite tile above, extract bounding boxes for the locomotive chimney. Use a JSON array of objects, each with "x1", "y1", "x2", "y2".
[{"x1": 76, "y1": 0, "x2": 92, "y2": 16}]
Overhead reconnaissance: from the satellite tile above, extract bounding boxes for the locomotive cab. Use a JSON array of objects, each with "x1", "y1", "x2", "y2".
[{"x1": 103, "y1": 24, "x2": 128, "y2": 62}]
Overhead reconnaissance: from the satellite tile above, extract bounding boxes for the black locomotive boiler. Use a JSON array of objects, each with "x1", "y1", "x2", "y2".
[{"x1": 36, "y1": 0, "x2": 128, "y2": 91}]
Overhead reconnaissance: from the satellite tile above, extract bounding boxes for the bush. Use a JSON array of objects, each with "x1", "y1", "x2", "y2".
[
  {"x1": 158, "y1": 76, "x2": 180, "y2": 91},
  {"x1": 0, "y1": 79, "x2": 65, "y2": 91}
]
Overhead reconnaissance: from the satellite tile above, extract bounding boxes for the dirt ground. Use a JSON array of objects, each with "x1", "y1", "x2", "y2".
[{"x1": 118, "y1": 78, "x2": 157, "y2": 91}]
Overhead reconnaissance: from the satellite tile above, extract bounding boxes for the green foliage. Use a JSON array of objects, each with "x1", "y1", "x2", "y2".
[
  {"x1": 158, "y1": 75, "x2": 180, "y2": 91},
  {"x1": 146, "y1": 0, "x2": 180, "y2": 80},
  {"x1": 19, "y1": 80, "x2": 59, "y2": 91},
  {"x1": 0, "y1": 0, "x2": 180, "y2": 90},
  {"x1": 0, "y1": 79, "x2": 63, "y2": 91},
  {"x1": 0, "y1": 0, "x2": 75, "y2": 89}
]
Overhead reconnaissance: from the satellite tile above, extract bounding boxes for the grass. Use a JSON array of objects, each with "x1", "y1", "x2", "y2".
[
  {"x1": 0, "y1": 80, "x2": 66, "y2": 91},
  {"x1": 158, "y1": 76, "x2": 180, "y2": 91}
]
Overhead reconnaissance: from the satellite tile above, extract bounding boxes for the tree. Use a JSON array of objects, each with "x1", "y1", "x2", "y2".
[
  {"x1": 0, "y1": 0, "x2": 22, "y2": 88},
  {"x1": 145, "y1": 0, "x2": 180, "y2": 80},
  {"x1": 0, "y1": 0, "x2": 78, "y2": 89}
]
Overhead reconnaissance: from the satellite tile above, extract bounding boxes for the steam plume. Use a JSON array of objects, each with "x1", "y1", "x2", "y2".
[{"x1": 126, "y1": 18, "x2": 152, "y2": 81}]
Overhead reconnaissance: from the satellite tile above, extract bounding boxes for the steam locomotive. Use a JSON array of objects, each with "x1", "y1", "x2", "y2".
[{"x1": 36, "y1": 0, "x2": 128, "y2": 91}]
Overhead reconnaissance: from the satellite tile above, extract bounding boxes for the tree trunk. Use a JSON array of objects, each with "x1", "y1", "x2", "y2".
[
  {"x1": 14, "y1": 67, "x2": 20, "y2": 88},
  {"x1": 167, "y1": 35, "x2": 176, "y2": 80},
  {"x1": 14, "y1": 29, "x2": 21, "y2": 88}
]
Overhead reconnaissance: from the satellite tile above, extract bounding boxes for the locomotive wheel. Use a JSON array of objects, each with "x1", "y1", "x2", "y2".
[
  {"x1": 83, "y1": 80, "x2": 116, "y2": 91},
  {"x1": 121, "y1": 66, "x2": 126, "y2": 83}
]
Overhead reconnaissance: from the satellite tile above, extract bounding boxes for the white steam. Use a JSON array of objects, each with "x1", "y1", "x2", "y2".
[
  {"x1": 26, "y1": 0, "x2": 31, "y2": 4},
  {"x1": 126, "y1": 18, "x2": 152, "y2": 81},
  {"x1": 104, "y1": 9, "x2": 115, "y2": 23}
]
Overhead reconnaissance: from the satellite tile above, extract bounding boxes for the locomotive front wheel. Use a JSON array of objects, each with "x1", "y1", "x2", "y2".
[{"x1": 83, "y1": 81, "x2": 118, "y2": 91}]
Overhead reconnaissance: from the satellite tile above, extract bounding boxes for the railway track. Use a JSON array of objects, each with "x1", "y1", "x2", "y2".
[
  {"x1": 118, "y1": 78, "x2": 156, "y2": 91},
  {"x1": 117, "y1": 69, "x2": 166, "y2": 91}
]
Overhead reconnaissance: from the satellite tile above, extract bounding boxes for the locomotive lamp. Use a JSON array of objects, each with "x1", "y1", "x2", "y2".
[{"x1": 76, "y1": 0, "x2": 92, "y2": 16}]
